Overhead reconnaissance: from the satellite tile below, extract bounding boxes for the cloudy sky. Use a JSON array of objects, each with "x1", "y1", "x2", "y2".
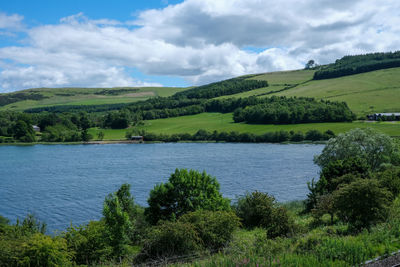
[{"x1": 0, "y1": 0, "x2": 399, "y2": 92}]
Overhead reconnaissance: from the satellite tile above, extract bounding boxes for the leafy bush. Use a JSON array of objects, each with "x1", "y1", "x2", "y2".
[
  {"x1": 140, "y1": 221, "x2": 202, "y2": 260},
  {"x1": 333, "y1": 179, "x2": 392, "y2": 230},
  {"x1": 20, "y1": 233, "x2": 72, "y2": 267},
  {"x1": 377, "y1": 166, "x2": 400, "y2": 197},
  {"x1": 179, "y1": 210, "x2": 241, "y2": 250},
  {"x1": 235, "y1": 192, "x2": 294, "y2": 238},
  {"x1": 145, "y1": 169, "x2": 230, "y2": 224},
  {"x1": 64, "y1": 221, "x2": 112, "y2": 265}
]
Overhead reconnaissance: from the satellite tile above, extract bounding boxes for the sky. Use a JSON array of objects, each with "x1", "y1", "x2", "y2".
[{"x1": 0, "y1": 0, "x2": 399, "y2": 92}]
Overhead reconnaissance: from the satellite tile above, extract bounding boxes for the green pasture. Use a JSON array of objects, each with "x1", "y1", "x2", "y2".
[
  {"x1": 88, "y1": 128, "x2": 128, "y2": 140},
  {"x1": 249, "y1": 69, "x2": 315, "y2": 84},
  {"x1": 89, "y1": 113, "x2": 400, "y2": 140},
  {"x1": 221, "y1": 68, "x2": 400, "y2": 116},
  {"x1": 0, "y1": 86, "x2": 187, "y2": 111}
]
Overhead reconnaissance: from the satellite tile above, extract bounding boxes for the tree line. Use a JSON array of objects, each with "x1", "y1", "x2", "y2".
[
  {"x1": 233, "y1": 98, "x2": 355, "y2": 124},
  {"x1": 130, "y1": 128, "x2": 336, "y2": 143},
  {"x1": 314, "y1": 51, "x2": 400, "y2": 80}
]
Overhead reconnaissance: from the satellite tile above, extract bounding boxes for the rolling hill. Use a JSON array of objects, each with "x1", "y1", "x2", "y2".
[{"x1": 0, "y1": 86, "x2": 187, "y2": 111}]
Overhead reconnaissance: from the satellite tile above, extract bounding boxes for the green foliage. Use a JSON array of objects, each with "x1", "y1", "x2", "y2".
[
  {"x1": 41, "y1": 124, "x2": 82, "y2": 142},
  {"x1": 102, "y1": 184, "x2": 134, "y2": 257},
  {"x1": 314, "y1": 51, "x2": 400, "y2": 80},
  {"x1": 20, "y1": 233, "x2": 72, "y2": 267},
  {"x1": 377, "y1": 166, "x2": 400, "y2": 197},
  {"x1": 174, "y1": 77, "x2": 268, "y2": 99},
  {"x1": 314, "y1": 128, "x2": 400, "y2": 171},
  {"x1": 235, "y1": 192, "x2": 294, "y2": 238},
  {"x1": 145, "y1": 169, "x2": 230, "y2": 225},
  {"x1": 333, "y1": 179, "x2": 392, "y2": 230},
  {"x1": 0, "y1": 92, "x2": 47, "y2": 107},
  {"x1": 142, "y1": 128, "x2": 331, "y2": 143},
  {"x1": 12, "y1": 120, "x2": 36, "y2": 142},
  {"x1": 103, "y1": 110, "x2": 130, "y2": 129},
  {"x1": 140, "y1": 220, "x2": 202, "y2": 260},
  {"x1": 233, "y1": 97, "x2": 355, "y2": 124},
  {"x1": 64, "y1": 221, "x2": 112, "y2": 265},
  {"x1": 179, "y1": 210, "x2": 241, "y2": 250}
]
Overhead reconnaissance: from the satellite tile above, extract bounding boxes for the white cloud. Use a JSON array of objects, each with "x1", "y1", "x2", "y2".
[
  {"x1": 0, "y1": 12, "x2": 24, "y2": 30},
  {"x1": 0, "y1": 0, "x2": 400, "y2": 92}
]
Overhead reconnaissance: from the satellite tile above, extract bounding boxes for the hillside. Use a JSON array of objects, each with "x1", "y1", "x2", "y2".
[
  {"x1": 219, "y1": 67, "x2": 400, "y2": 116},
  {"x1": 0, "y1": 86, "x2": 187, "y2": 111}
]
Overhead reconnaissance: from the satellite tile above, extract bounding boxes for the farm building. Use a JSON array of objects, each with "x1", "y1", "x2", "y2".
[
  {"x1": 130, "y1": 136, "x2": 143, "y2": 142},
  {"x1": 32, "y1": 125, "x2": 41, "y2": 132}
]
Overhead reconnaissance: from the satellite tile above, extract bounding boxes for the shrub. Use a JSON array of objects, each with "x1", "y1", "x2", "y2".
[
  {"x1": 333, "y1": 179, "x2": 393, "y2": 230},
  {"x1": 179, "y1": 210, "x2": 241, "y2": 250},
  {"x1": 235, "y1": 191, "x2": 294, "y2": 238},
  {"x1": 20, "y1": 233, "x2": 72, "y2": 267},
  {"x1": 64, "y1": 221, "x2": 112, "y2": 265},
  {"x1": 140, "y1": 221, "x2": 202, "y2": 260},
  {"x1": 145, "y1": 169, "x2": 230, "y2": 224},
  {"x1": 377, "y1": 166, "x2": 400, "y2": 197}
]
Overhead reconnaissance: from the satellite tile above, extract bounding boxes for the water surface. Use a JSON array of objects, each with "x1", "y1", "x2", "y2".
[{"x1": 0, "y1": 143, "x2": 323, "y2": 231}]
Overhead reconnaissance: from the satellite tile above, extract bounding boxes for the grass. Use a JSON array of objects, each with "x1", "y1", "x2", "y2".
[
  {"x1": 248, "y1": 69, "x2": 315, "y2": 85},
  {"x1": 88, "y1": 113, "x2": 400, "y2": 140},
  {"x1": 237, "y1": 68, "x2": 400, "y2": 116},
  {"x1": 0, "y1": 86, "x2": 187, "y2": 111},
  {"x1": 138, "y1": 113, "x2": 400, "y2": 136},
  {"x1": 88, "y1": 128, "x2": 128, "y2": 140}
]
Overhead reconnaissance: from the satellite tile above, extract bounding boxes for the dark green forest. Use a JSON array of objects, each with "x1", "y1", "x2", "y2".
[{"x1": 313, "y1": 51, "x2": 400, "y2": 79}]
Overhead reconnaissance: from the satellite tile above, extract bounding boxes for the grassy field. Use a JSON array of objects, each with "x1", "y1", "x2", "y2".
[
  {"x1": 234, "y1": 68, "x2": 400, "y2": 116},
  {"x1": 0, "y1": 86, "x2": 187, "y2": 111},
  {"x1": 89, "y1": 113, "x2": 400, "y2": 140}
]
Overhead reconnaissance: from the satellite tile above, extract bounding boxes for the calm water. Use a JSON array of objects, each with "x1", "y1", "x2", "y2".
[{"x1": 0, "y1": 143, "x2": 323, "y2": 232}]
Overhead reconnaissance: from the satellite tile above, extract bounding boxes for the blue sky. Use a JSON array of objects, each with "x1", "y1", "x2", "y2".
[
  {"x1": 0, "y1": 0, "x2": 183, "y2": 25},
  {"x1": 0, "y1": 0, "x2": 399, "y2": 92}
]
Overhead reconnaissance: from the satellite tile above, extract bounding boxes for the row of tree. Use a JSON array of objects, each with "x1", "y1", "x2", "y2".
[
  {"x1": 233, "y1": 98, "x2": 355, "y2": 124},
  {"x1": 130, "y1": 129, "x2": 335, "y2": 143},
  {"x1": 0, "y1": 111, "x2": 93, "y2": 142},
  {"x1": 314, "y1": 51, "x2": 400, "y2": 80}
]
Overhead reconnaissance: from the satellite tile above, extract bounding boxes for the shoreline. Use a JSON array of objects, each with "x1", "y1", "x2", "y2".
[{"x1": 0, "y1": 140, "x2": 327, "y2": 146}]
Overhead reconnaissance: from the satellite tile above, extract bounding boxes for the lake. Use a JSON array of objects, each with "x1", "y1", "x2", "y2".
[{"x1": 0, "y1": 143, "x2": 323, "y2": 232}]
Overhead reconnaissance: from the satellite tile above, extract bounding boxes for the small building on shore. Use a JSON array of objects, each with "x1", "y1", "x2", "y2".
[
  {"x1": 32, "y1": 125, "x2": 41, "y2": 132},
  {"x1": 367, "y1": 113, "x2": 400, "y2": 121},
  {"x1": 130, "y1": 136, "x2": 144, "y2": 142}
]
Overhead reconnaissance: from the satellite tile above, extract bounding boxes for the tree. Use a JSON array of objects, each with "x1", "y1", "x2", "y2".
[
  {"x1": 333, "y1": 179, "x2": 392, "y2": 230},
  {"x1": 145, "y1": 169, "x2": 230, "y2": 225},
  {"x1": 12, "y1": 120, "x2": 36, "y2": 142},
  {"x1": 64, "y1": 221, "x2": 112, "y2": 265},
  {"x1": 102, "y1": 184, "x2": 135, "y2": 257},
  {"x1": 97, "y1": 131, "x2": 105, "y2": 141},
  {"x1": 305, "y1": 59, "x2": 316, "y2": 69},
  {"x1": 314, "y1": 128, "x2": 400, "y2": 171}
]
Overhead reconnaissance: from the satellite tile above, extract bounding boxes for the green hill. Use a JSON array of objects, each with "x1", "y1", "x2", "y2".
[
  {"x1": 219, "y1": 67, "x2": 400, "y2": 116},
  {"x1": 0, "y1": 86, "x2": 187, "y2": 111}
]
